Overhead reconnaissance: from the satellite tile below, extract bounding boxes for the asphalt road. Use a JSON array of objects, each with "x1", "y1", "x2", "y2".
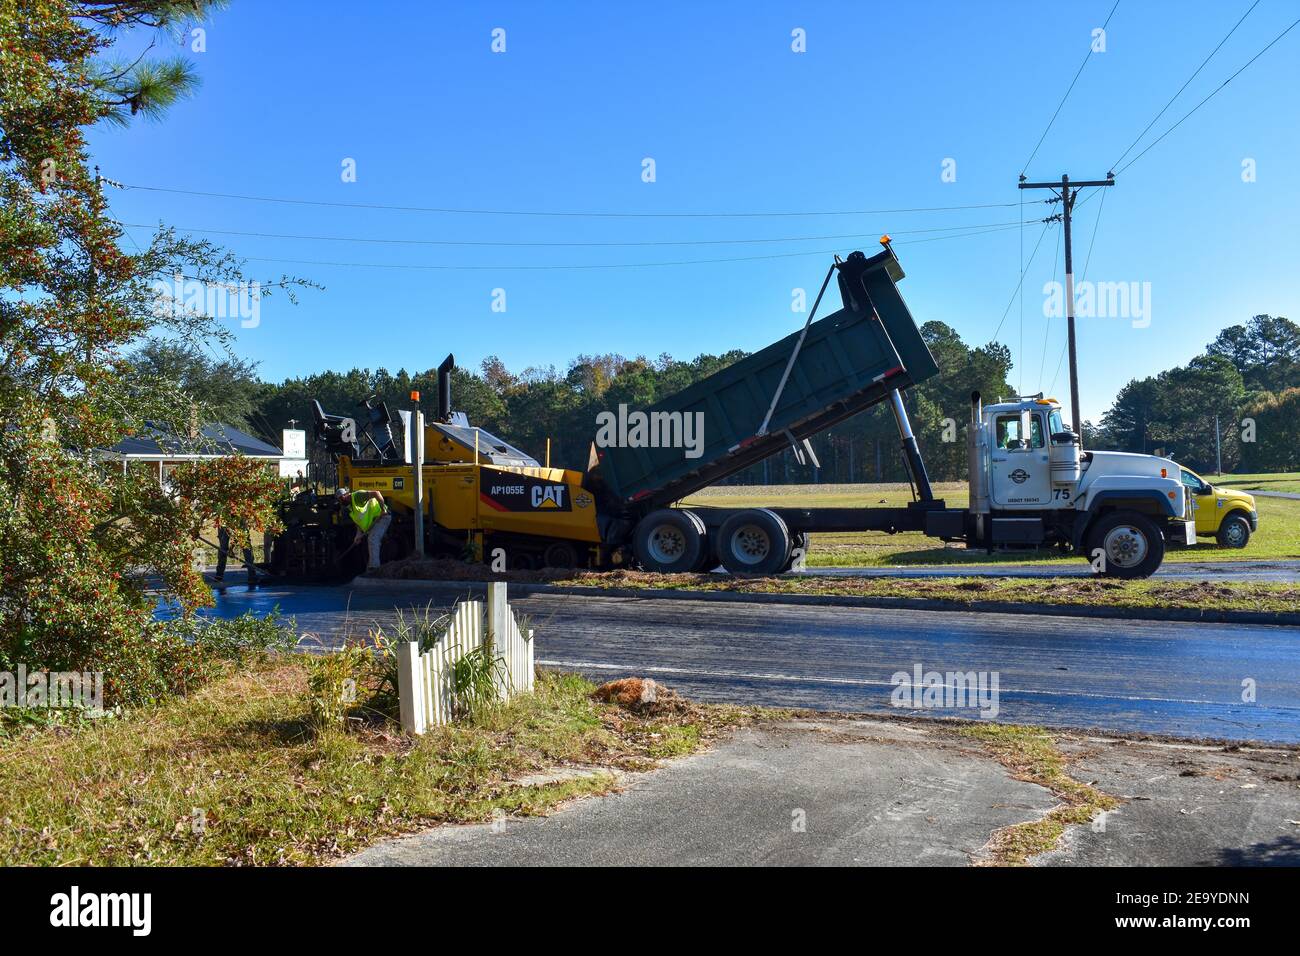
[{"x1": 205, "y1": 582, "x2": 1300, "y2": 743}]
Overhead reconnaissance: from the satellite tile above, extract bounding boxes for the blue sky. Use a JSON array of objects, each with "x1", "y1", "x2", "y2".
[{"x1": 91, "y1": 0, "x2": 1300, "y2": 425}]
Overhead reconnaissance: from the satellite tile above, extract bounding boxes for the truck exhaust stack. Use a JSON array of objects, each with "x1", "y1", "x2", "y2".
[{"x1": 968, "y1": 391, "x2": 990, "y2": 516}]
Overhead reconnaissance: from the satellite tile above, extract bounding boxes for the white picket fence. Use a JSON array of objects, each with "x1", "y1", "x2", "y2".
[{"x1": 396, "y1": 582, "x2": 535, "y2": 734}]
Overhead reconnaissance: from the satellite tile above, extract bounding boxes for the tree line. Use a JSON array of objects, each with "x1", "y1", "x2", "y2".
[
  {"x1": 1096, "y1": 315, "x2": 1300, "y2": 474},
  {"x1": 147, "y1": 321, "x2": 1015, "y2": 485},
  {"x1": 143, "y1": 313, "x2": 1299, "y2": 486}
]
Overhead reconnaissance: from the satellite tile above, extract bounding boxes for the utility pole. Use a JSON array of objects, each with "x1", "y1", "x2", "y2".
[
  {"x1": 1018, "y1": 173, "x2": 1114, "y2": 434},
  {"x1": 1215, "y1": 413, "x2": 1222, "y2": 476}
]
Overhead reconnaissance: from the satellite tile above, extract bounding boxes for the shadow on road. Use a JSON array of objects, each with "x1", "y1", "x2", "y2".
[{"x1": 1213, "y1": 835, "x2": 1300, "y2": 866}]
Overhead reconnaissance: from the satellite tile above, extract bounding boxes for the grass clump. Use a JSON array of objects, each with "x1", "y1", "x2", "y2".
[{"x1": 958, "y1": 723, "x2": 1119, "y2": 866}]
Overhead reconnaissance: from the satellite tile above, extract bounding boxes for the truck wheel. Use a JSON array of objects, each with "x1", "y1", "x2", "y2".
[
  {"x1": 782, "y1": 532, "x2": 809, "y2": 572},
  {"x1": 1216, "y1": 513, "x2": 1251, "y2": 549},
  {"x1": 681, "y1": 511, "x2": 718, "y2": 572},
  {"x1": 1086, "y1": 511, "x2": 1164, "y2": 579},
  {"x1": 633, "y1": 509, "x2": 706, "y2": 574},
  {"x1": 717, "y1": 509, "x2": 791, "y2": 575},
  {"x1": 542, "y1": 540, "x2": 579, "y2": 569},
  {"x1": 695, "y1": 540, "x2": 721, "y2": 573},
  {"x1": 508, "y1": 551, "x2": 538, "y2": 571}
]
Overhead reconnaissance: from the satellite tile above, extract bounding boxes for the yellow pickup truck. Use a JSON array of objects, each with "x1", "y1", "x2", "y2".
[{"x1": 1179, "y1": 467, "x2": 1258, "y2": 548}]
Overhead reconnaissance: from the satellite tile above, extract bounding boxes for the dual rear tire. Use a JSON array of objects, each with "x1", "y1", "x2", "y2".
[
  {"x1": 632, "y1": 508, "x2": 793, "y2": 576},
  {"x1": 632, "y1": 509, "x2": 708, "y2": 574},
  {"x1": 716, "y1": 509, "x2": 792, "y2": 575}
]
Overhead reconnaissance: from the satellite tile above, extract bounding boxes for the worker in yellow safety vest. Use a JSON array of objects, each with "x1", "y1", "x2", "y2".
[{"x1": 337, "y1": 489, "x2": 392, "y2": 570}]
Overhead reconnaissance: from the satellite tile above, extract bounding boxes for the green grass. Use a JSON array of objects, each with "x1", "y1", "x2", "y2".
[
  {"x1": 0, "y1": 661, "x2": 758, "y2": 866},
  {"x1": 685, "y1": 481, "x2": 1300, "y2": 567},
  {"x1": 564, "y1": 568, "x2": 1300, "y2": 615},
  {"x1": 957, "y1": 723, "x2": 1118, "y2": 866},
  {"x1": 1215, "y1": 471, "x2": 1300, "y2": 494}
]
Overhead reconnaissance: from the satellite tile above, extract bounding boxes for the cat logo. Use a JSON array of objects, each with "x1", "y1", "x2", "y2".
[
  {"x1": 532, "y1": 485, "x2": 566, "y2": 509},
  {"x1": 479, "y1": 468, "x2": 571, "y2": 512}
]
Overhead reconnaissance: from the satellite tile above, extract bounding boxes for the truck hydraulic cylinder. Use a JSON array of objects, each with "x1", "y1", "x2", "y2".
[{"x1": 889, "y1": 387, "x2": 934, "y2": 502}]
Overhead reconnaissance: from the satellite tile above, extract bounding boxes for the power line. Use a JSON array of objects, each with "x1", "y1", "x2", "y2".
[
  {"x1": 1079, "y1": 191, "x2": 1108, "y2": 297},
  {"x1": 1116, "y1": 13, "x2": 1300, "y2": 175},
  {"x1": 897, "y1": 222, "x2": 1032, "y2": 245},
  {"x1": 1021, "y1": 0, "x2": 1123, "y2": 176},
  {"x1": 1110, "y1": 0, "x2": 1260, "y2": 171},
  {"x1": 111, "y1": 216, "x2": 1047, "y2": 249},
  {"x1": 113, "y1": 220, "x2": 1034, "y2": 273},
  {"x1": 991, "y1": 217, "x2": 1058, "y2": 342},
  {"x1": 115, "y1": 181, "x2": 1032, "y2": 219}
]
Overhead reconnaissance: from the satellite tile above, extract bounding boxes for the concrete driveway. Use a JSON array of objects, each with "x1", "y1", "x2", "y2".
[{"x1": 344, "y1": 718, "x2": 1300, "y2": 867}]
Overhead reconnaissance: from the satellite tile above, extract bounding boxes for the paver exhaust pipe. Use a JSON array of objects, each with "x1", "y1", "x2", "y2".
[{"x1": 437, "y1": 354, "x2": 455, "y2": 423}]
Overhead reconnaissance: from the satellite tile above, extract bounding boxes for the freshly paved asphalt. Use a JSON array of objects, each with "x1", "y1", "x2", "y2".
[{"x1": 204, "y1": 581, "x2": 1300, "y2": 743}]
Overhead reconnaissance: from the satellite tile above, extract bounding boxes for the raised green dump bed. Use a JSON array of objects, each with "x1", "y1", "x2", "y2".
[{"x1": 593, "y1": 245, "x2": 940, "y2": 508}]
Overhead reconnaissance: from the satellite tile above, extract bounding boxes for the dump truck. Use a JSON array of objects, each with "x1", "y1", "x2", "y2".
[{"x1": 270, "y1": 243, "x2": 1195, "y2": 580}]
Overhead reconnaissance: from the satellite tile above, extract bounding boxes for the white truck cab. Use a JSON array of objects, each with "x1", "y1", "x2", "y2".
[{"x1": 967, "y1": 393, "x2": 1195, "y2": 577}]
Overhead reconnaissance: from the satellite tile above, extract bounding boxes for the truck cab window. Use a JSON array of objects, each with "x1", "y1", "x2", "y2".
[
  {"x1": 996, "y1": 414, "x2": 1045, "y2": 450},
  {"x1": 1180, "y1": 469, "x2": 1209, "y2": 494},
  {"x1": 1029, "y1": 415, "x2": 1045, "y2": 448},
  {"x1": 997, "y1": 415, "x2": 1024, "y2": 449}
]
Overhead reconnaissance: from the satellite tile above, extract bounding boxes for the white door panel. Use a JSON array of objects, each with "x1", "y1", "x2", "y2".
[{"x1": 990, "y1": 412, "x2": 1051, "y2": 508}]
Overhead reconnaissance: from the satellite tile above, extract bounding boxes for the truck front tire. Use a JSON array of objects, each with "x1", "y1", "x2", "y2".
[
  {"x1": 717, "y1": 509, "x2": 792, "y2": 575},
  {"x1": 1216, "y1": 513, "x2": 1251, "y2": 549},
  {"x1": 1086, "y1": 510, "x2": 1164, "y2": 579},
  {"x1": 633, "y1": 509, "x2": 706, "y2": 574}
]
